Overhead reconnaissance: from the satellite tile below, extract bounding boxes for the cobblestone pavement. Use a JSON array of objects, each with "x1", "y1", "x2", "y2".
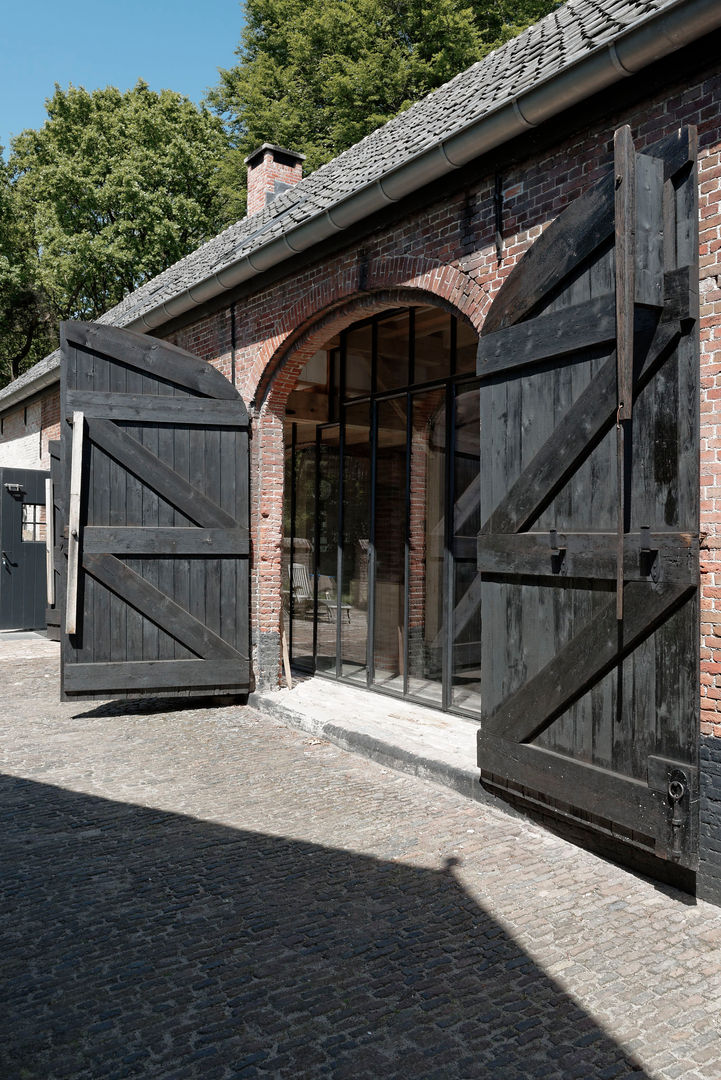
[{"x1": 2, "y1": 641, "x2": 721, "y2": 1079}]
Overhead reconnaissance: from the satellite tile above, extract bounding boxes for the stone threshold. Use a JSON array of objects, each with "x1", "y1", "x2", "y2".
[{"x1": 249, "y1": 674, "x2": 500, "y2": 807}]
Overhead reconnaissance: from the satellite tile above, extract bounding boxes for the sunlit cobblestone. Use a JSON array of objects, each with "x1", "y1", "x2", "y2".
[{"x1": 1, "y1": 640, "x2": 721, "y2": 1079}]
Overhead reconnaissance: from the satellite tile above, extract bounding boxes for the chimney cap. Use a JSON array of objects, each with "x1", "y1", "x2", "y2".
[{"x1": 244, "y1": 143, "x2": 306, "y2": 168}]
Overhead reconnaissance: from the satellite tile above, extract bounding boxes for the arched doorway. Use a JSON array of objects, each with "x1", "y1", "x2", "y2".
[{"x1": 282, "y1": 303, "x2": 481, "y2": 715}]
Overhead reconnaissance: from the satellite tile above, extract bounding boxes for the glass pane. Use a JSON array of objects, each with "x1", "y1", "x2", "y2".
[
  {"x1": 376, "y1": 312, "x2": 409, "y2": 393},
  {"x1": 373, "y1": 397, "x2": 407, "y2": 689},
  {"x1": 344, "y1": 324, "x2": 372, "y2": 399},
  {"x1": 407, "y1": 388, "x2": 446, "y2": 707},
  {"x1": 292, "y1": 349, "x2": 332, "y2": 423},
  {"x1": 21, "y1": 503, "x2": 46, "y2": 543},
  {"x1": 451, "y1": 383, "x2": 482, "y2": 713},
  {"x1": 341, "y1": 402, "x2": 371, "y2": 682},
  {"x1": 289, "y1": 435, "x2": 317, "y2": 670},
  {"x1": 316, "y1": 425, "x2": 340, "y2": 673},
  {"x1": 414, "y1": 308, "x2": 452, "y2": 385},
  {"x1": 456, "y1": 316, "x2": 477, "y2": 375}
]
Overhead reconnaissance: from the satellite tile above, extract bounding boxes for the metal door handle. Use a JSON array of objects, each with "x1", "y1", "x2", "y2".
[
  {"x1": 2, "y1": 550, "x2": 12, "y2": 570},
  {"x1": 65, "y1": 411, "x2": 84, "y2": 634}
]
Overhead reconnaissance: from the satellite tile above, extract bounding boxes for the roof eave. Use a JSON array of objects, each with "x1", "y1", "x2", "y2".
[{"x1": 127, "y1": 0, "x2": 721, "y2": 335}]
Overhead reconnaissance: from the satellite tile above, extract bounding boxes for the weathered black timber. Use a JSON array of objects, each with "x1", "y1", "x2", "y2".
[
  {"x1": 475, "y1": 530, "x2": 697, "y2": 582},
  {"x1": 482, "y1": 580, "x2": 693, "y2": 744},
  {"x1": 85, "y1": 418, "x2": 238, "y2": 528},
  {"x1": 476, "y1": 293, "x2": 616, "y2": 378},
  {"x1": 59, "y1": 321, "x2": 250, "y2": 700},
  {"x1": 82, "y1": 527, "x2": 248, "y2": 556},
  {"x1": 477, "y1": 125, "x2": 700, "y2": 872},
  {"x1": 65, "y1": 391, "x2": 245, "y2": 426}
]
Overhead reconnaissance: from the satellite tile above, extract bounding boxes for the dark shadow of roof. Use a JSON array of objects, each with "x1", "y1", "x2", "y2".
[{"x1": 0, "y1": 774, "x2": 648, "y2": 1079}]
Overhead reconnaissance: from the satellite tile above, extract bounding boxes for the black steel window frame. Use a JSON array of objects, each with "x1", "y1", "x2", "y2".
[{"x1": 285, "y1": 306, "x2": 481, "y2": 719}]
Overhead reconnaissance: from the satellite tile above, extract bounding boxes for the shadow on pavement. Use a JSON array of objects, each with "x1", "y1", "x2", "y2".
[{"x1": 0, "y1": 774, "x2": 648, "y2": 1079}]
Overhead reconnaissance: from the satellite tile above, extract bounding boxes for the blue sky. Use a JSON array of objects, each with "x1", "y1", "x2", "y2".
[{"x1": 0, "y1": 0, "x2": 245, "y2": 155}]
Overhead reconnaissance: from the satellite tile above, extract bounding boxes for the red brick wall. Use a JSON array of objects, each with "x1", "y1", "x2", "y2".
[
  {"x1": 117, "y1": 69, "x2": 721, "y2": 696},
  {"x1": 1, "y1": 65, "x2": 717, "y2": 717},
  {"x1": 40, "y1": 392, "x2": 60, "y2": 465}
]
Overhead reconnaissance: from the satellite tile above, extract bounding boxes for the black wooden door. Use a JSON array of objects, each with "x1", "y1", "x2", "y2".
[
  {"x1": 60, "y1": 322, "x2": 250, "y2": 699},
  {"x1": 0, "y1": 467, "x2": 50, "y2": 630},
  {"x1": 476, "y1": 126, "x2": 700, "y2": 870}
]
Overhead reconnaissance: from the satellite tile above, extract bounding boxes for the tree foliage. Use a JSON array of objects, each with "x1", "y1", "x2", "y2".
[
  {"x1": 0, "y1": 161, "x2": 54, "y2": 384},
  {"x1": 1, "y1": 82, "x2": 233, "y2": 387},
  {"x1": 208, "y1": 0, "x2": 562, "y2": 183}
]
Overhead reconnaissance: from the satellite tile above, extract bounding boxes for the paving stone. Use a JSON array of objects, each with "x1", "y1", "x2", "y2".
[{"x1": 1, "y1": 640, "x2": 721, "y2": 1078}]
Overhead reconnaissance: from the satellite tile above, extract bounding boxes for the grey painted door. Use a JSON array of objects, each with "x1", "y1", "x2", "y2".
[
  {"x1": 59, "y1": 322, "x2": 250, "y2": 700},
  {"x1": 476, "y1": 126, "x2": 700, "y2": 871},
  {"x1": 0, "y1": 467, "x2": 49, "y2": 630}
]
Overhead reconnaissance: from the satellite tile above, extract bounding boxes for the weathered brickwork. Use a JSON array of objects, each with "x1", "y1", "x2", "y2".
[
  {"x1": 246, "y1": 146, "x2": 304, "y2": 216},
  {"x1": 40, "y1": 391, "x2": 60, "y2": 465},
  {"x1": 0, "y1": 400, "x2": 44, "y2": 470},
  {"x1": 162, "y1": 70, "x2": 721, "y2": 709}
]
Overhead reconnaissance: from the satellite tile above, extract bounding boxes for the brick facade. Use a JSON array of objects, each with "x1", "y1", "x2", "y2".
[{"x1": 158, "y1": 70, "x2": 721, "y2": 715}]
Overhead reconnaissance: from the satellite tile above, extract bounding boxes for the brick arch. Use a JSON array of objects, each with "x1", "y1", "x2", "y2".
[
  {"x1": 250, "y1": 282, "x2": 482, "y2": 689},
  {"x1": 251, "y1": 266, "x2": 487, "y2": 412}
]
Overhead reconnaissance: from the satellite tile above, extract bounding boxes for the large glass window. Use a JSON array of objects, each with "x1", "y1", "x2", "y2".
[{"x1": 283, "y1": 305, "x2": 480, "y2": 718}]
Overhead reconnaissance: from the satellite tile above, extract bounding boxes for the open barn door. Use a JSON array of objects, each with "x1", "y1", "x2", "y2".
[
  {"x1": 476, "y1": 127, "x2": 700, "y2": 870},
  {"x1": 59, "y1": 322, "x2": 250, "y2": 700}
]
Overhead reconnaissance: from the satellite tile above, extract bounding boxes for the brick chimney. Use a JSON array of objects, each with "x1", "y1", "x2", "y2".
[{"x1": 245, "y1": 144, "x2": 305, "y2": 216}]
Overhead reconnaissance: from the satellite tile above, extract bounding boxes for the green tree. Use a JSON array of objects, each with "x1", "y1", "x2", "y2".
[
  {"x1": 1, "y1": 81, "x2": 234, "y2": 388},
  {"x1": 0, "y1": 159, "x2": 54, "y2": 386},
  {"x1": 208, "y1": 0, "x2": 562, "y2": 196}
]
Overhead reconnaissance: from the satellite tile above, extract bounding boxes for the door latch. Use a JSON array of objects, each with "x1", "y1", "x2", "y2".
[
  {"x1": 668, "y1": 770, "x2": 688, "y2": 861},
  {"x1": 640, "y1": 526, "x2": 660, "y2": 582},
  {"x1": 549, "y1": 529, "x2": 566, "y2": 574}
]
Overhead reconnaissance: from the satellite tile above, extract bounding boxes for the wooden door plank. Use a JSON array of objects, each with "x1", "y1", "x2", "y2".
[
  {"x1": 64, "y1": 658, "x2": 248, "y2": 693},
  {"x1": 635, "y1": 153, "x2": 665, "y2": 308},
  {"x1": 614, "y1": 125, "x2": 635, "y2": 417},
  {"x1": 481, "y1": 313, "x2": 679, "y2": 534},
  {"x1": 481, "y1": 127, "x2": 696, "y2": 341},
  {"x1": 481, "y1": 174, "x2": 615, "y2": 335},
  {"x1": 476, "y1": 294, "x2": 616, "y2": 379},
  {"x1": 645, "y1": 125, "x2": 697, "y2": 181},
  {"x1": 84, "y1": 552, "x2": 243, "y2": 660},
  {"x1": 476, "y1": 531, "x2": 698, "y2": 582},
  {"x1": 481, "y1": 580, "x2": 694, "y2": 743},
  {"x1": 83, "y1": 526, "x2": 249, "y2": 555},
  {"x1": 65, "y1": 391, "x2": 248, "y2": 427},
  {"x1": 477, "y1": 730, "x2": 660, "y2": 839},
  {"x1": 61, "y1": 322, "x2": 242, "y2": 403},
  {"x1": 65, "y1": 412, "x2": 85, "y2": 635},
  {"x1": 87, "y1": 418, "x2": 238, "y2": 529}
]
